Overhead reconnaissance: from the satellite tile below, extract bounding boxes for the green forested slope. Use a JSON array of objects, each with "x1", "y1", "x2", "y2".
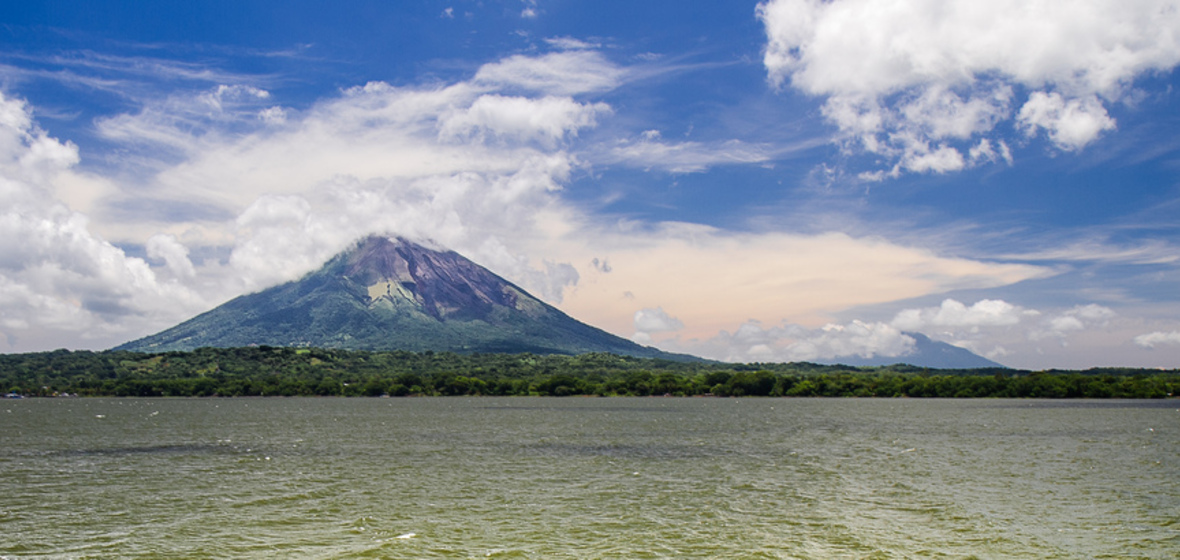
[
  {"x1": 3, "y1": 348, "x2": 1176, "y2": 398},
  {"x1": 115, "y1": 236, "x2": 690, "y2": 360}
]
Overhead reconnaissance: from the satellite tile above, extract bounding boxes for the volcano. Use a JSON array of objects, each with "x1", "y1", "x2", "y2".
[{"x1": 116, "y1": 235, "x2": 685, "y2": 358}]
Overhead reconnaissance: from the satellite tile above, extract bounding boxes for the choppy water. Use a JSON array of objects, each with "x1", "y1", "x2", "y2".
[{"x1": 1, "y1": 397, "x2": 1177, "y2": 558}]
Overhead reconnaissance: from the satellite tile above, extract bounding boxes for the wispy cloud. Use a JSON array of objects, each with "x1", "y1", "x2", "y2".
[
  {"x1": 992, "y1": 238, "x2": 1180, "y2": 265},
  {"x1": 544, "y1": 36, "x2": 602, "y2": 51},
  {"x1": 473, "y1": 51, "x2": 625, "y2": 96},
  {"x1": 602, "y1": 136, "x2": 775, "y2": 173},
  {"x1": 0, "y1": 50, "x2": 276, "y2": 97},
  {"x1": 48, "y1": 51, "x2": 265, "y2": 84},
  {"x1": 93, "y1": 83, "x2": 281, "y2": 162}
]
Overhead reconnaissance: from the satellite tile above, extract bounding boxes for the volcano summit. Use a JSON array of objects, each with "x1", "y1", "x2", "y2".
[{"x1": 117, "y1": 236, "x2": 680, "y2": 358}]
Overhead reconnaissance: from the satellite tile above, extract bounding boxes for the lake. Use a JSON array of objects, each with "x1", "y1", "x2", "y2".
[{"x1": 2, "y1": 397, "x2": 1177, "y2": 558}]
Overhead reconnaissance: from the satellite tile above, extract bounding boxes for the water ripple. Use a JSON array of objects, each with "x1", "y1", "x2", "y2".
[{"x1": 0, "y1": 397, "x2": 1176, "y2": 558}]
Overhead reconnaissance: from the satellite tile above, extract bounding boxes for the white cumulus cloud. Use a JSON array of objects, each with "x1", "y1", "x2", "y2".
[
  {"x1": 1134, "y1": 331, "x2": 1180, "y2": 348},
  {"x1": 891, "y1": 298, "x2": 1034, "y2": 330},
  {"x1": 439, "y1": 95, "x2": 610, "y2": 147},
  {"x1": 632, "y1": 307, "x2": 685, "y2": 343},
  {"x1": 758, "y1": 0, "x2": 1180, "y2": 175},
  {"x1": 1016, "y1": 92, "x2": 1116, "y2": 151},
  {"x1": 685, "y1": 320, "x2": 915, "y2": 363},
  {"x1": 1029, "y1": 304, "x2": 1116, "y2": 341},
  {"x1": 0, "y1": 92, "x2": 207, "y2": 350},
  {"x1": 146, "y1": 233, "x2": 196, "y2": 280}
]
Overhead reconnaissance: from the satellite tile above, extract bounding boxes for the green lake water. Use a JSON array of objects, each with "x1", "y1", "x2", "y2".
[{"x1": 1, "y1": 397, "x2": 1177, "y2": 558}]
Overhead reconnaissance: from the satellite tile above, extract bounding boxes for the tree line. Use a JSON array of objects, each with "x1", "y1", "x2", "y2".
[{"x1": 2, "y1": 347, "x2": 1176, "y2": 398}]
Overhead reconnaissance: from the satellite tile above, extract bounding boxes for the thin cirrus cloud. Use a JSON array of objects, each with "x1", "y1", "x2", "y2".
[
  {"x1": 472, "y1": 51, "x2": 626, "y2": 96},
  {"x1": 543, "y1": 36, "x2": 602, "y2": 51},
  {"x1": 0, "y1": 50, "x2": 280, "y2": 109},
  {"x1": 602, "y1": 135, "x2": 777, "y2": 173},
  {"x1": 992, "y1": 238, "x2": 1180, "y2": 266},
  {"x1": 757, "y1": 0, "x2": 1180, "y2": 178},
  {"x1": 96, "y1": 84, "x2": 277, "y2": 156}
]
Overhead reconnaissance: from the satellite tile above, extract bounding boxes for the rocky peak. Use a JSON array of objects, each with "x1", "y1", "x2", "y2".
[{"x1": 339, "y1": 235, "x2": 526, "y2": 320}]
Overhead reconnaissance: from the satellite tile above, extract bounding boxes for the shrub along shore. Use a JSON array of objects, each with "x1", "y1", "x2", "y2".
[{"x1": 2, "y1": 347, "x2": 1176, "y2": 399}]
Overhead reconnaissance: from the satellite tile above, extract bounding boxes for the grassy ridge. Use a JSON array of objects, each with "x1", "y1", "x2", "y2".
[{"x1": 2, "y1": 347, "x2": 1177, "y2": 398}]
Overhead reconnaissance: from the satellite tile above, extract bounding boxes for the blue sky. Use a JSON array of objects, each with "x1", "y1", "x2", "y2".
[{"x1": 2, "y1": 0, "x2": 1179, "y2": 368}]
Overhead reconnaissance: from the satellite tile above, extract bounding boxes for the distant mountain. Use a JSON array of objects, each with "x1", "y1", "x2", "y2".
[
  {"x1": 116, "y1": 235, "x2": 691, "y2": 359},
  {"x1": 818, "y1": 332, "x2": 1006, "y2": 369}
]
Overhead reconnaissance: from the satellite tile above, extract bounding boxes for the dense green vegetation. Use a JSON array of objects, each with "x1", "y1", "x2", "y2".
[{"x1": 2, "y1": 347, "x2": 1177, "y2": 399}]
